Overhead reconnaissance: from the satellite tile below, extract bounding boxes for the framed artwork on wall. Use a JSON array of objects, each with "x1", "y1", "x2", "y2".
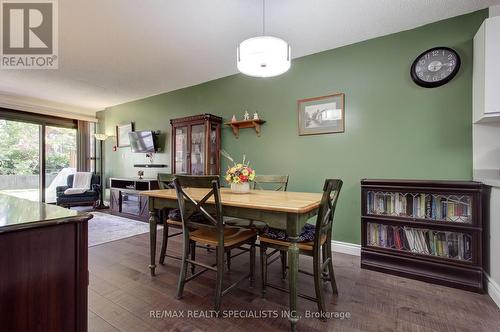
[
  {"x1": 116, "y1": 123, "x2": 134, "y2": 147},
  {"x1": 297, "y1": 93, "x2": 345, "y2": 136}
]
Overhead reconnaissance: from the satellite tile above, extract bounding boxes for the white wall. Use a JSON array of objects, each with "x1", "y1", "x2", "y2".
[
  {"x1": 472, "y1": 6, "x2": 500, "y2": 171},
  {"x1": 490, "y1": 5, "x2": 500, "y2": 17},
  {"x1": 486, "y1": 188, "x2": 500, "y2": 308},
  {"x1": 473, "y1": 124, "x2": 500, "y2": 170},
  {"x1": 472, "y1": 5, "x2": 500, "y2": 308}
]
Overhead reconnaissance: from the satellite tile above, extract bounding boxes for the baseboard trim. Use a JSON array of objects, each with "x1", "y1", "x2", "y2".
[
  {"x1": 333, "y1": 241, "x2": 500, "y2": 308},
  {"x1": 331, "y1": 240, "x2": 361, "y2": 257},
  {"x1": 486, "y1": 273, "x2": 500, "y2": 309}
]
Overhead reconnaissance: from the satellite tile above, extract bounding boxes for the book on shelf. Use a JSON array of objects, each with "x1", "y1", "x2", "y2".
[
  {"x1": 366, "y1": 223, "x2": 471, "y2": 261},
  {"x1": 366, "y1": 191, "x2": 471, "y2": 222}
]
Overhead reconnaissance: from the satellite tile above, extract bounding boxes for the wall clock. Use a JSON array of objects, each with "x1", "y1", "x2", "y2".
[{"x1": 410, "y1": 47, "x2": 460, "y2": 88}]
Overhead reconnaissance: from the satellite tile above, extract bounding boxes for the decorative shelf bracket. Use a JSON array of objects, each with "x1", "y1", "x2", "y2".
[{"x1": 225, "y1": 119, "x2": 266, "y2": 138}]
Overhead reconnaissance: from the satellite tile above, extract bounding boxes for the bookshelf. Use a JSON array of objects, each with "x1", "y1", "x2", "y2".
[{"x1": 361, "y1": 179, "x2": 484, "y2": 293}]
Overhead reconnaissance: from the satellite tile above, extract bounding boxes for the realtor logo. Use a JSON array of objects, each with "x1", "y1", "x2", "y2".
[{"x1": 1, "y1": 0, "x2": 58, "y2": 69}]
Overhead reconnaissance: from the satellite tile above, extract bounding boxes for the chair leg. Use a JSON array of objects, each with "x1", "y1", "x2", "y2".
[
  {"x1": 176, "y1": 234, "x2": 190, "y2": 300},
  {"x1": 159, "y1": 215, "x2": 168, "y2": 265},
  {"x1": 190, "y1": 240, "x2": 196, "y2": 274},
  {"x1": 250, "y1": 239, "x2": 256, "y2": 286},
  {"x1": 313, "y1": 247, "x2": 326, "y2": 318},
  {"x1": 326, "y1": 242, "x2": 338, "y2": 295},
  {"x1": 214, "y1": 246, "x2": 224, "y2": 312},
  {"x1": 321, "y1": 243, "x2": 329, "y2": 281},
  {"x1": 260, "y1": 245, "x2": 267, "y2": 297},
  {"x1": 226, "y1": 250, "x2": 231, "y2": 271},
  {"x1": 280, "y1": 250, "x2": 287, "y2": 280}
]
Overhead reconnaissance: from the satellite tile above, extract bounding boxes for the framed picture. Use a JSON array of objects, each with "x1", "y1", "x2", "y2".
[
  {"x1": 116, "y1": 123, "x2": 134, "y2": 147},
  {"x1": 297, "y1": 93, "x2": 345, "y2": 136}
]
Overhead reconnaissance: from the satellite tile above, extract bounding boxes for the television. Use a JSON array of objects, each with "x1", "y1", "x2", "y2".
[{"x1": 128, "y1": 131, "x2": 157, "y2": 153}]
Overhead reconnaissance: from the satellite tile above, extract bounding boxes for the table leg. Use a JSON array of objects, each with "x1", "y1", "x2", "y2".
[
  {"x1": 149, "y1": 208, "x2": 158, "y2": 276},
  {"x1": 288, "y1": 235, "x2": 300, "y2": 331},
  {"x1": 287, "y1": 213, "x2": 301, "y2": 332}
]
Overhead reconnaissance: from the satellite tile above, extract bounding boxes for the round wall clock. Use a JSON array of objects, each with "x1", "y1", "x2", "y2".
[{"x1": 410, "y1": 47, "x2": 460, "y2": 88}]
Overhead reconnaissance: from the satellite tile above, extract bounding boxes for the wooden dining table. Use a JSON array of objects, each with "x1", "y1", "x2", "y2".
[{"x1": 141, "y1": 187, "x2": 323, "y2": 332}]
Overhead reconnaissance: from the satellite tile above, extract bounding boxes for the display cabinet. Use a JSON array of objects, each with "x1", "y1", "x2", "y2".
[
  {"x1": 361, "y1": 179, "x2": 484, "y2": 293},
  {"x1": 170, "y1": 113, "x2": 222, "y2": 175}
]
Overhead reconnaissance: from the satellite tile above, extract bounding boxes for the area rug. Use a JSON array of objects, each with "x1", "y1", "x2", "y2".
[{"x1": 88, "y1": 212, "x2": 151, "y2": 247}]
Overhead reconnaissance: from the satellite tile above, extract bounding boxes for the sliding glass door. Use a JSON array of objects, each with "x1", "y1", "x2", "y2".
[
  {"x1": 44, "y1": 126, "x2": 77, "y2": 203},
  {"x1": 0, "y1": 111, "x2": 82, "y2": 203},
  {"x1": 0, "y1": 119, "x2": 41, "y2": 201}
]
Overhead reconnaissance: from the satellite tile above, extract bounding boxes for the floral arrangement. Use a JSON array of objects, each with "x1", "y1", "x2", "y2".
[{"x1": 221, "y1": 150, "x2": 256, "y2": 184}]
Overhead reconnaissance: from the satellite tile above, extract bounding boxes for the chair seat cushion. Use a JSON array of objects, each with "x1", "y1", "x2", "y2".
[
  {"x1": 168, "y1": 209, "x2": 210, "y2": 223},
  {"x1": 259, "y1": 233, "x2": 327, "y2": 251},
  {"x1": 168, "y1": 209, "x2": 181, "y2": 221},
  {"x1": 224, "y1": 217, "x2": 267, "y2": 230},
  {"x1": 189, "y1": 227, "x2": 257, "y2": 247},
  {"x1": 262, "y1": 223, "x2": 316, "y2": 242}
]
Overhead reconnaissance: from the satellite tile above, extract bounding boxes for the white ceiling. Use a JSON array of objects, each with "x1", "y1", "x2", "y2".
[{"x1": 1, "y1": 0, "x2": 499, "y2": 115}]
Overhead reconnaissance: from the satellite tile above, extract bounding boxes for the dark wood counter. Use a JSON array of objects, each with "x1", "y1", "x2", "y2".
[{"x1": 0, "y1": 194, "x2": 93, "y2": 332}]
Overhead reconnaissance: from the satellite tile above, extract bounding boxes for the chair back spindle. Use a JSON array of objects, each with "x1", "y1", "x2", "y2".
[
  {"x1": 173, "y1": 175, "x2": 225, "y2": 246},
  {"x1": 314, "y1": 179, "x2": 343, "y2": 248},
  {"x1": 158, "y1": 173, "x2": 175, "y2": 189},
  {"x1": 253, "y1": 175, "x2": 289, "y2": 191}
]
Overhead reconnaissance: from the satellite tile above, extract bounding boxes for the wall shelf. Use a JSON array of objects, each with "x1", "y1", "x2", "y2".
[
  {"x1": 225, "y1": 119, "x2": 266, "y2": 138},
  {"x1": 133, "y1": 164, "x2": 168, "y2": 168}
]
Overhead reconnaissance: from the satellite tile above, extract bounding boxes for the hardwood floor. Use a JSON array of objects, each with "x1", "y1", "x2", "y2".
[{"x1": 88, "y1": 231, "x2": 500, "y2": 332}]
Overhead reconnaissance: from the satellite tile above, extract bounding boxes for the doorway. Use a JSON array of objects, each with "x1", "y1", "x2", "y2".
[{"x1": 0, "y1": 113, "x2": 79, "y2": 203}]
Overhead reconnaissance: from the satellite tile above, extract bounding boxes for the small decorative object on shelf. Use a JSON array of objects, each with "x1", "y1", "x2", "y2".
[
  {"x1": 243, "y1": 111, "x2": 250, "y2": 120},
  {"x1": 225, "y1": 118, "x2": 266, "y2": 137},
  {"x1": 253, "y1": 112, "x2": 259, "y2": 120},
  {"x1": 137, "y1": 170, "x2": 144, "y2": 179},
  {"x1": 361, "y1": 179, "x2": 484, "y2": 293},
  {"x1": 231, "y1": 115, "x2": 237, "y2": 122},
  {"x1": 145, "y1": 152, "x2": 155, "y2": 163},
  {"x1": 221, "y1": 150, "x2": 255, "y2": 194}
]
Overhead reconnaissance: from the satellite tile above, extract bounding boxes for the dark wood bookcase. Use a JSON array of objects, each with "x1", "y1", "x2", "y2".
[{"x1": 361, "y1": 179, "x2": 484, "y2": 293}]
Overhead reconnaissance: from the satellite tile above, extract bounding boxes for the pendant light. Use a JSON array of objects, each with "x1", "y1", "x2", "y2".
[{"x1": 237, "y1": 0, "x2": 291, "y2": 77}]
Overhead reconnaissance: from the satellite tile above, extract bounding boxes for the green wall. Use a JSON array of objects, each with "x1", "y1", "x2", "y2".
[{"x1": 97, "y1": 10, "x2": 487, "y2": 244}]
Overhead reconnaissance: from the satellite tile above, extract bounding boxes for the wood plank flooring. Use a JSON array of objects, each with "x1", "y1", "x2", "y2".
[{"x1": 88, "y1": 231, "x2": 500, "y2": 332}]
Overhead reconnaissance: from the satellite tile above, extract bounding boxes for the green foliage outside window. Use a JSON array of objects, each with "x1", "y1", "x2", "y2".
[{"x1": 0, "y1": 120, "x2": 76, "y2": 175}]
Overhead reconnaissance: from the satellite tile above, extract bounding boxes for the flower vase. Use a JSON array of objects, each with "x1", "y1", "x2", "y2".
[{"x1": 231, "y1": 182, "x2": 250, "y2": 194}]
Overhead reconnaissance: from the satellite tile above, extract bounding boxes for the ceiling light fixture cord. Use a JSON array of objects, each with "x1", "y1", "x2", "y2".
[{"x1": 262, "y1": 0, "x2": 265, "y2": 36}]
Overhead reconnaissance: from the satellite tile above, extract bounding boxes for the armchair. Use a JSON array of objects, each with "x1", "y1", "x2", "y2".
[{"x1": 56, "y1": 174, "x2": 101, "y2": 208}]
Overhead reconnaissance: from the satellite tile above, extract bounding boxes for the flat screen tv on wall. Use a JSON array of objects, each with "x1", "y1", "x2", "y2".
[{"x1": 128, "y1": 131, "x2": 157, "y2": 153}]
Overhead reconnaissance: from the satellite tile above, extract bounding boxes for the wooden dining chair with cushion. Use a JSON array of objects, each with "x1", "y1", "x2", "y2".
[
  {"x1": 156, "y1": 173, "x2": 184, "y2": 265},
  {"x1": 225, "y1": 174, "x2": 289, "y2": 275},
  {"x1": 259, "y1": 179, "x2": 343, "y2": 317},
  {"x1": 173, "y1": 175, "x2": 257, "y2": 312}
]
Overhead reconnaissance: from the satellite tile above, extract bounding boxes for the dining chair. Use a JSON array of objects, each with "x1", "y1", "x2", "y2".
[
  {"x1": 259, "y1": 179, "x2": 343, "y2": 317},
  {"x1": 157, "y1": 173, "x2": 184, "y2": 266},
  {"x1": 225, "y1": 174, "x2": 289, "y2": 276},
  {"x1": 173, "y1": 175, "x2": 257, "y2": 312}
]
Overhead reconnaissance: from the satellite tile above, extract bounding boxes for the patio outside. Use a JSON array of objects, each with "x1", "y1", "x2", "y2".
[{"x1": 0, "y1": 119, "x2": 77, "y2": 203}]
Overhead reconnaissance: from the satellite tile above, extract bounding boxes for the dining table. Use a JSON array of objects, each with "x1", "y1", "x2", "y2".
[{"x1": 140, "y1": 187, "x2": 324, "y2": 332}]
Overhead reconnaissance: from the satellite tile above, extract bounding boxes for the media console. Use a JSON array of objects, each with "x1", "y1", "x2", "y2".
[{"x1": 109, "y1": 177, "x2": 159, "y2": 221}]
